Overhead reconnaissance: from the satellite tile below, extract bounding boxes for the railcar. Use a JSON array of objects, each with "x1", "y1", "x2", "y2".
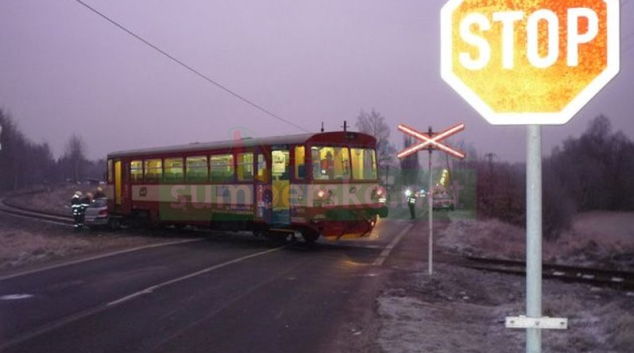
[{"x1": 104, "y1": 131, "x2": 388, "y2": 243}]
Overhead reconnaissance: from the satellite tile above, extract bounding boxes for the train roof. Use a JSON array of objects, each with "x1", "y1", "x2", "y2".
[{"x1": 107, "y1": 131, "x2": 376, "y2": 158}]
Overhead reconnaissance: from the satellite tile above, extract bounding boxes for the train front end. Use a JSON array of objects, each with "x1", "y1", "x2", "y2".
[{"x1": 293, "y1": 132, "x2": 388, "y2": 240}]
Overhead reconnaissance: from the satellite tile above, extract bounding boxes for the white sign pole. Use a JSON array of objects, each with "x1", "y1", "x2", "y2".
[
  {"x1": 526, "y1": 125, "x2": 543, "y2": 353},
  {"x1": 428, "y1": 147, "x2": 433, "y2": 276}
]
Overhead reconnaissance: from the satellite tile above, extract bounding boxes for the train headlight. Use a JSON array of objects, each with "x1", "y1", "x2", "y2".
[
  {"x1": 371, "y1": 187, "x2": 386, "y2": 202},
  {"x1": 317, "y1": 189, "x2": 326, "y2": 198}
]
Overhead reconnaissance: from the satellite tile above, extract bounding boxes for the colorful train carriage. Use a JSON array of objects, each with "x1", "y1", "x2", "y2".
[{"x1": 104, "y1": 131, "x2": 388, "y2": 242}]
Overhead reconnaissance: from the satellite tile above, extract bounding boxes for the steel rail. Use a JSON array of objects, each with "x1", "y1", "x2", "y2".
[{"x1": 464, "y1": 255, "x2": 634, "y2": 290}]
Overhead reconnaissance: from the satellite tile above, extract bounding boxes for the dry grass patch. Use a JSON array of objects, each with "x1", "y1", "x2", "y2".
[
  {"x1": 440, "y1": 212, "x2": 634, "y2": 269},
  {"x1": 0, "y1": 229, "x2": 91, "y2": 269}
]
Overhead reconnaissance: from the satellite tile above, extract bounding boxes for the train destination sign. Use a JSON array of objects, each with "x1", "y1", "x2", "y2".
[{"x1": 441, "y1": 0, "x2": 620, "y2": 125}]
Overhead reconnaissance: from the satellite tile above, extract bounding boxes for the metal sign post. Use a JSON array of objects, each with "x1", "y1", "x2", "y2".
[
  {"x1": 428, "y1": 147, "x2": 433, "y2": 275},
  {"x1": 526, "y1": 125, "x2": 543, "y2": 352},
  {"x1": 397, "y1": 123, "x2": 465, "y2": 276}
]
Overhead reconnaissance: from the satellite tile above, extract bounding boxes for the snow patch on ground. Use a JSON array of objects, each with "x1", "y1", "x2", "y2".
[
  {"x1": 377, "y1": 264, "x2": 634, "y2": 353},
  {"x1": 378, "y1": 211, "x2": 633, "y2": 353}
]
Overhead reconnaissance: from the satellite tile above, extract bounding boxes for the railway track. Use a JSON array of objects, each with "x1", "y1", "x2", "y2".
[
  {"x1": 3, "y1": 190, "x2": 632, "y2": 291},
  {"x1": 464, "y1": 255, "x2": 634, "y2": 290},
  {"x1": 0, "y1": 197, "x2": 74, "y2": 225}
]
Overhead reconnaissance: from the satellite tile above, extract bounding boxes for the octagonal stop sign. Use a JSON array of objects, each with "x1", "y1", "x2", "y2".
[{"x1": 441, "y1": 0, "x2": 620, "y2": 125}]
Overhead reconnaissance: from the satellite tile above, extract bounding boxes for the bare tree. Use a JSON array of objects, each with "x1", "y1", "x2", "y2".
[
  {"x1": 0, "y1": 110, "x2": 24, "y2": 190},
  {"x1": 63, "y1": 134, "x2": 88, "y2": 183},
  {"x1": 355, "y1": 109, "x2": 395, "y2": 168},
  {"x1": 0, "y1": 109, "x2": 56, "y2": 191},
  {"x1": 399, "y1": 135, "x2": 420, "y2": 186},
  {"x1": 550, "y1": 115, "x2": 634, "y2": 212}
]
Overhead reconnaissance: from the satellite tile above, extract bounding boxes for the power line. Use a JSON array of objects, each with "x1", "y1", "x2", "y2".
[{"x1": 72, "y1": 0, "x2": 309, "y2": 133}]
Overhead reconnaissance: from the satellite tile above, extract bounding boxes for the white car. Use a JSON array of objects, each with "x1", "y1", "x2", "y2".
[{"x1": 84, "y1": 198, "x2": 110, "y2": 227}]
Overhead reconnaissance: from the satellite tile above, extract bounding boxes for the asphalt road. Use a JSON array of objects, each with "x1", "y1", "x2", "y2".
[{"x1": 0, "y1": 216, "x2": 423, "y2": 353}]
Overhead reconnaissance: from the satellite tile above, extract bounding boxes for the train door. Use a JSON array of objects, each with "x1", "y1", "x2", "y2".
[
  {"x1": 271, "y1": 148, "x2": 291, "y2": 226},
  {"x1": 114, "y1": 160, "x2": 123, "y2": 212},
  {"x1": 255, "y1": 152, "x2": 271, "y2": 224}
]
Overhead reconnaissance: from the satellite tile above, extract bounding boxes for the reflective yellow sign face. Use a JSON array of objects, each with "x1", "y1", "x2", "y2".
[{"x1": 441, "y1": 0, "x2": 620, "y2": 125}]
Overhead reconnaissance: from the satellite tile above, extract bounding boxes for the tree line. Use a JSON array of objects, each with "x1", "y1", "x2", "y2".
[
  {"x1": 455, "y1": 115, "x2": 634, "y2": 239},
  {"x1": 0, "y1": 109, "x2": 104, "y2": 193},
  {"x1": 355, "y1": 109, "x2": 634, "y2": 239}
]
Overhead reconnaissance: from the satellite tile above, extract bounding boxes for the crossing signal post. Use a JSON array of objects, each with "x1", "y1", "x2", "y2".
[{"x1": 397, "y1": 123, "x2": 465, "y2": 275}]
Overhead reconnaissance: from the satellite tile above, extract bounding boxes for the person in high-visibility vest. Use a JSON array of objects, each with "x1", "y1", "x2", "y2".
[
  {"x1": 71, "y1": 191, "x2": 83, "y2": 231},
  {"x1": 405, "y1": 188, "x2": 416, "y2": 219}
]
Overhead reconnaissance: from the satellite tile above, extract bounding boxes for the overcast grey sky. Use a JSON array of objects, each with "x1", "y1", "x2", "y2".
[{"x1": 1, "y1": 0, "x2": 633, "y2": 162}]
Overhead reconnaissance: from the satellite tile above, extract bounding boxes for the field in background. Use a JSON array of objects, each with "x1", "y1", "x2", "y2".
[{"x1": 3, "y1": 184, "x2": 98, "y2": 217}]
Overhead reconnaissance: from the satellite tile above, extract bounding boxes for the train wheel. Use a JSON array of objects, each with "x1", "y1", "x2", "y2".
[
  {"x1": 301, "y1": 229, "x2": 320, "y2": 245},
  {"x1": 252, "y1": 229, "x2": 267, "y2": 238},
  {"x1": 174, "y1": 224, "x2": 188, "y2": 233},
  {"x1": 107, "y1": 217, "x2": 120, "y2": 231}
]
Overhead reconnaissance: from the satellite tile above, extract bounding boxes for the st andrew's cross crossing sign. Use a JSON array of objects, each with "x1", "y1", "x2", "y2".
[
  {"x1": 441, "y1": 0, "x2": 620, "y2": 125},
  {"x1": 397, "y1": 123, "x2": 466, "y2": 160},
  {"x1": 396, "y1": 122, "x2": 465, "y2": 277}
]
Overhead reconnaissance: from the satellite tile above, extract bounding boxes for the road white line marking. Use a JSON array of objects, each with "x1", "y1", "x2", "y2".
[
  {"x1": 0, "y1": 294, "x2": 34, "y2": 300},
  {"x1": 0, "y1": 238, "x2": 205, "y2": 282},
  {"x1": 0, "y1": 246, "x2": 284, "y2": 351},
  {"x1": 373, "y1": 224, "x2": 413, "y2": 266},
  {"x1": 107, "y1": 246, "x2": 284, "y2": 306}
]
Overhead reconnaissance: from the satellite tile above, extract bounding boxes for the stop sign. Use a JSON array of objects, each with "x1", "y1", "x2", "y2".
[{"x1": 441, "y1": 0, "x2": 620, "y2": 125}]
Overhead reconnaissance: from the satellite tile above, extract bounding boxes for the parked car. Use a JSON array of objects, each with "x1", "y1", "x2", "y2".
[
  {"x1": 84, "y1": 197, "x2": 110, "y2": 228},
  {"x1": 432, "y1": 193, "x2": 454, "y2": 211}
]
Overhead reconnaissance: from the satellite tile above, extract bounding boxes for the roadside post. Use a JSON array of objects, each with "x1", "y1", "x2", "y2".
[
  {"x1": 440, "y1": 0, "x2": 620, "y2": 352},
  {"x1": 397, "y1": 123, "x2": 465, "y2": 275}
]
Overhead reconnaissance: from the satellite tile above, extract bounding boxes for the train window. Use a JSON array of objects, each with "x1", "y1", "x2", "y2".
[
  {"x1": 272, "y1": 150, "x2": 290, "y2": 180},
  {"x1": 295, "y1": 146, "x2": 305, "y2": 180},
  {"x1": 164, "y1": 158, "x2": 184, "y2": 183},
  {"x1": 311, "y1": 146, "x2": 350, "y2": 180},
  {"x1": 210, "y1": 154, "x2": 234, "y2": 182},
  {"x1": 237, "y1": 153, "x2": 254, "y2": 181},
  {"x1": 130, "y1": 160, "x2": 143, "y2": 182},
  {"x1": 144, "y1": 159, "x2": 163, "y2": 182},
  {"x1": 351, "y1": 148, "x2": 378, "y2": 180},
  {"x1": 107, "y1": 160, "x2": 113, "y2": 183},
  {"x1": 186, "y1": 156, "x2": 208, "y2": 182}
]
